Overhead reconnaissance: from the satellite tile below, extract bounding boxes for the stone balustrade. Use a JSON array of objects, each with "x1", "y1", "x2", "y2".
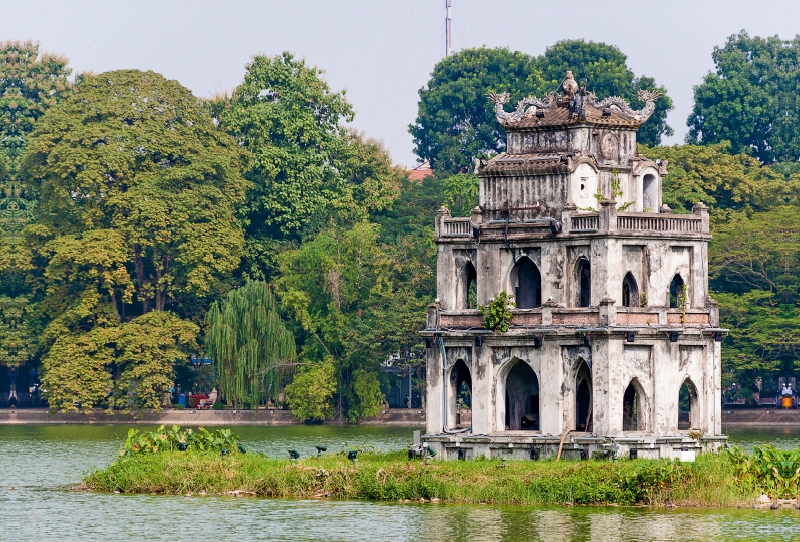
[
  {"x1": 436, "y1": 202, "x2": 710, "y2": 239},
  {"x1": 427, "y1": 305, "x2": 716, "y2": 331}
]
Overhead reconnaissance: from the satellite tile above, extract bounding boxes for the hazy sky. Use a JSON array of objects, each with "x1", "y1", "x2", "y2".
[{"x1": 2, "y1": 1, "x2": 799, "y2": 167}]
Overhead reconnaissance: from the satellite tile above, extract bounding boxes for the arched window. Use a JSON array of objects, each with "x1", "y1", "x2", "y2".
[
  {"x1": 669, "y1": 274, "x2": 686, "y2": 309},
  {"x1": 643, "y1": 173, "x2": 657, "y2": 211},
  {"x1": 504, "y1": 360, "x2": 539, "y2": 430},
  {"x1": 678, "y1": 378, "x2": 699, "y2": 430},
  {"x1": 576, "y1": 259, "x2": 591, "y2": 307},
  {"x1": 449, "y1": 360, "x2": 472, "y2": 429},
  {"x1": 511, "y1": 257, "x2": 542, "y2": 309},
  {"x1": 622, "y1": 272, "x2": 639, "y2": 307},
  {"x1": 575, "y1": 361, "x2": 592, "y2": 432},
  {"x1": 458, "y1": 262, "x2": 477, "y2": 309},
  {"x1": 623, "y1": 381, "x2": 644, "y2": 431}
]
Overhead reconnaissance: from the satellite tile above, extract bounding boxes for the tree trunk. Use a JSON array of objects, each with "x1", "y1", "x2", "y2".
[{"x1": 133, "y1": 244, "x2": 151, "y2": 313}]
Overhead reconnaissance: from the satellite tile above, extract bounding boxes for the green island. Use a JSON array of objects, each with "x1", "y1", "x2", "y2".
[{"x1": 81, "y1": 426, "x2": 796, "y2": 507}]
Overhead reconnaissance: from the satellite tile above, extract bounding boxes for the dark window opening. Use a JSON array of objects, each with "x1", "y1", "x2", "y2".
[
  {"x1": 679, "y1": 379, "x2": 698, "y2": 430},
  {"x1": 623, "y1": 382, "x2": 641, "y2": 431},
  {"x1": 669, "y1": 274, "x2": 685, "y2": 309},
  {"x1": 450, "y1": 360, "x2": 472, "y2": 428},
  {"x1": 505, "y1": 360, "x2": 539, "y2": 430},
  {"x1": 577, "y1": 259, "x2": 591, "y2": 307},
  {"x1": 513, "y1": 257, "x2": 542, "y2": 309},
  {"x1": 622, "y1": 272, "x2": 639, "y2": 307},
  {"x1": 575, "y1": 361, "x2": 593, "y2": 432},
  {"x1": 459, "y1": 262, "x2": 477, "y2": 309}
]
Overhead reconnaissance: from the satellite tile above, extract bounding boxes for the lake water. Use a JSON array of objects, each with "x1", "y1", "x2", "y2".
[{"x1": 1, "y1": 423, "x2": 800, "y2": 541}]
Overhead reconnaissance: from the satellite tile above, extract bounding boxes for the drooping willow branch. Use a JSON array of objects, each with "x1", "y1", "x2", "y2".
[{"x1": 206, "y1": 280, "x2": 296, "y2": 407}]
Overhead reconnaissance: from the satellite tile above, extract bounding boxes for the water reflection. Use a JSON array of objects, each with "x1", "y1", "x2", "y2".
[{"x1": 2, "y1": 424, "x2": 800, "y2": 541}]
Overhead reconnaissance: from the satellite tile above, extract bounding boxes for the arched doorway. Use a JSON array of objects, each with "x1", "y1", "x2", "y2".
[
  {"x1": 623, "y1": 380, "x2": 646, "y2": 431},
  {"x1": 576, "y1": 259, "x2": 591, "y2": 307},
  {"x1": 511, "y1": 257, "x2": 542, "y2": 309},
  {"x1": 678, "y1": 378, "x2": 699, "y2": 430},
  {"x1": 457, "y1": 262, "x2": 477, "y2": 309},
  {"x1": 669, "y1": 274, "x2": 686, "y2": 309},
  {"x1": 449, "y1": 360, "x2": 472, "y2": 429},
  {"x1": 575, "y1": 361, "x2": 593, "y2": 432},
  {"x1": 622, "y1": 272, "x2": 639, "y2": 307},
  {"x1": 504, "y1": 360, "x2": 539, "y2": 430}
]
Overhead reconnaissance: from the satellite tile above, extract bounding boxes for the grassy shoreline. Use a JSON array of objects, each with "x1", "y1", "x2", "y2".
[{"x1": 83, "y1": 450, "x2": 757, "y2": 507}]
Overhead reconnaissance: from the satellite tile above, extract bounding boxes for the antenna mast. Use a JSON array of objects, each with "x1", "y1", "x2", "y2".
[{"x1": 445, "y1": 0, "x2": 452, "y2": 56}]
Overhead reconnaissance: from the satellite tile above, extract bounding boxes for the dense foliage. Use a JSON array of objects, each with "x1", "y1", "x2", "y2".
[
  {"x1": 687, "y1": 31, "x2": 800, "y2": 164},
  {"x1": 411, "y1": 41, "x2": 673, "y2": 173},
  {"x1": 0, "y1": 42, "x2": 71, "y2": 369},
  {"x1": 207, "y1": 280, "x2": 295, "y2": 408},
  {"x1": 85, "y1": 447, "x2": 752, "y2": 507},
  {"x1": 26, "y1": 69, "x2": 244, "y2": 410},
  {"x1": 119, "y1": 425, "x2": 243, "y2": 456}
]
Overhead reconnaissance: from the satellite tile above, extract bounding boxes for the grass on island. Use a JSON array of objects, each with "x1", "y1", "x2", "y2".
[{"x1": 83, "y1": 449, "x2": 757, "y2": 507}]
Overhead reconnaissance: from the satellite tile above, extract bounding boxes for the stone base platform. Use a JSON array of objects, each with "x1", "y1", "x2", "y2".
[{"x1": 423, "y1": 432, "x2": 728, "y2": 461}]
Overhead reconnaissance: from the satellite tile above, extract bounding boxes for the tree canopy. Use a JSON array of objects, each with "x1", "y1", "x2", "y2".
[
  {"x1": 207, "y1": 280, "x2": 296, "y2": 408},
  {"x1": 24, "y1": 69, "x2": 247, "y2": 322},
  {"x1": 686, "y1": 31, "x2": 800, "y2": 164},
  {"x1": 411, "y1": 41, "x2": 673, "y2": 174},
  {"x1": 25, "y1": 69, "x2": 247, "y2": 410}
]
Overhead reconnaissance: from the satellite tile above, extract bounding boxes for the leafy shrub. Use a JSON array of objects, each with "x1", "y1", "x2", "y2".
[
  {"x1": 212, "y1": 401, "x2": 223, "y2": 410},
  {"x1": 724, "y1": 444, "x2": 800, "y2": 498},
  {"x1": 172, "y1": 404, "x2": 185, "y2": 410},
  {"x1": 479, "y1": 291, "x2": 515, "y2": 333},
  {"x1": 119, "y1": 424, "x2": 244, "y2": 456}
]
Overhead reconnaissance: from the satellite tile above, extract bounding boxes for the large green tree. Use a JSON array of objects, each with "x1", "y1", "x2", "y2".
[
  {"x1": 410, "y1": 47, "x2": 543, "y2": 173},
  {"x1": 277, "y1": 222, "x2": 427, "y2": 421},
  {"x1": 0, "y1": 42, "x2": 71, "y2": 371},
  {"x1": 641, "y1": 142, "x2": 792, "y2": 213},
  {"x1": 24, "y1": 69, "x2": 247, "y2": 408},
  {"x1": 411, "y1": 42, "x2": 673, "y2": 174},
  {"x1": 206, "y1": 280, "x2": 296, "y2": 408},
  {"x1": 212, "y1": 53, "x2": 402, "y2": 281},
  {"x1": 687, "y1": 31, "x2": 800, "y2": 164},
  {"x1": 534, "y1": 40, "x2": 673, "y2": 147}
]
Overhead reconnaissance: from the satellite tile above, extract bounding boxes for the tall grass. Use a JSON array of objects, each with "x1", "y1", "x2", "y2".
[{"x1": 83, "y1": 450, "x2": 757, "y2": 507}]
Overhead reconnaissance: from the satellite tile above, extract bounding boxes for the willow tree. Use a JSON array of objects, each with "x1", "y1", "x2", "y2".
[{"x1": 206, "y1": 280, "x2": 296, "y2": 407}]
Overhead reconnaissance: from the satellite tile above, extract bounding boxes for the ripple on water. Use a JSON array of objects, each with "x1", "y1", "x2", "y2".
[{"x1": 1, "y1": 424, "x2": 799, "y2": 541}]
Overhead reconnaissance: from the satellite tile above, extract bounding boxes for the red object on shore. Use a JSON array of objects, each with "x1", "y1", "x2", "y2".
[{"x1": 188, "y1": 394, "x2": 208, "y2": 409}]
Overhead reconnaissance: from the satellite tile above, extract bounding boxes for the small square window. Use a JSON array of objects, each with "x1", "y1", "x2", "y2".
[{"x1": 580, "y1": 177, "x2": 588, "y2": 198}]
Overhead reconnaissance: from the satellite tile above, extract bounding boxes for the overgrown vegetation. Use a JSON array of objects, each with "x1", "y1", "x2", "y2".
[
  {"x1": 84, "y1": 447, "x2": 755, "y2": 507},
  {"x1": 480, "y1": 291, "x2": 515, "y2": 333},
  {"x1": 725, "y1": 445, "x2": 800, "y2": 499},
  {"x1": 119, "y1": 424, "x2": 244, "y2": 456}
]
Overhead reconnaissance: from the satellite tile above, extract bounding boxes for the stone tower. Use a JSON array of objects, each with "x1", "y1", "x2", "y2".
[{"x1": 422, "y1": 77, "x2": 726, "y2": 460}]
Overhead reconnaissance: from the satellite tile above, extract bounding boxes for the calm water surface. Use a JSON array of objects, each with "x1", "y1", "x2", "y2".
[{"x1": 1, "y1": 423, "x2": 799, "y2": 541}]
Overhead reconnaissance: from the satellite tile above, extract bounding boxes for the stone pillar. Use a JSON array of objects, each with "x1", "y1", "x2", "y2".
[
  {"x1": 471, "y1": 343, "x2": 492, "y2": 434},
  {"x1": 435, "y1": 206, "x2": 451, "y2": 238},
  {"x1": 598, "y1": 199, "x2": 617, "y2": 233},
  {"x1": 599, "y1": 297, "x2": 616, "y2": 326},
  {"x1": 562, "y1": 202, "x2": 577, "y2": 233},
  {"x1": 693, "y1": 201, "x2": 709, "y2": 234},
  {"x1": 425, "y1": 340, "x2": 443, "y2": 434}
]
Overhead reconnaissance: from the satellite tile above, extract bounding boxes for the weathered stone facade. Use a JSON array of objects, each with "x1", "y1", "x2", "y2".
[{"x1": 423, "y1": 74, "x2": 726, "y2": 460}]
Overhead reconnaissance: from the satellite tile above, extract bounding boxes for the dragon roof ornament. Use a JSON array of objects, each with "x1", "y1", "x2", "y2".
[
  {"x1": 487, "y1": 75, "x2": 662, "y2": 126},
  {"x1": 487, "y1": 91, "x2": 555, "y2": 124},
  {"x1": 589, "y1": 89, "x2": 663, "y2": 123}
]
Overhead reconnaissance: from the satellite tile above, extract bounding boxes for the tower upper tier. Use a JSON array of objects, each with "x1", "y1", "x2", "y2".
[{"x1": 475, "y1": 72, "x2": 666, "y2": 220}]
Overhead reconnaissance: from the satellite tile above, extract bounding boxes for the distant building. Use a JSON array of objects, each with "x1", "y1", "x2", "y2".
[
  {"x1": 422, "y1": 71, "x2": 727, "y2": 460},
  {"x1": 407, "y1": 160, "x2": 433, "y2": 182}
]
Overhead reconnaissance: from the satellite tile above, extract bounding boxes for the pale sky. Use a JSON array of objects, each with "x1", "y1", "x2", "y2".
[{"x1": 2, "y1": 1, "x2": 799, "y2": 167}]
